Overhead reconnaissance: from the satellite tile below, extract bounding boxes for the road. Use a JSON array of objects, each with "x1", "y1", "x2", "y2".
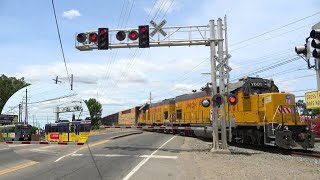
[{"x1": 0, "y1": 130, "x2": 188, "y2": 180}]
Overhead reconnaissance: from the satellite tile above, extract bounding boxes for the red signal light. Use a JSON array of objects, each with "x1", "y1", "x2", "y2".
[
  {"x1": 227, "y1": 94, "x2": 238, "y2": 106},
  {"x1": 215, "y1": 97, "x2": 222, "y2": 103},
  {"x1": 129, "y1": 31, "x2": 138, "y2": 40},
  {"x1": 99, "y1": 29, "x2": 106, "y2": 35},
  {"x1": 89, "y1": 33, "x2": 98, "y2": 42},
  {"x1": 140, "y1": 27, "x2": 146, "y2": 33},
  {"x1": 229, "y1": 96, "x2": 236, "y2": 103}
]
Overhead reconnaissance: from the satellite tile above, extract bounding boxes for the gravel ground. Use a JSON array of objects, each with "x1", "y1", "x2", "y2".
[{"x1": 176, "y1": 137, "x2": 320, "y2": 180}]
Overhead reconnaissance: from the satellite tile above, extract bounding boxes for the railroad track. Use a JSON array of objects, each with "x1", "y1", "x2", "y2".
[{"x1": 289, "y1": 149, "x2": 320, "y2": 159}]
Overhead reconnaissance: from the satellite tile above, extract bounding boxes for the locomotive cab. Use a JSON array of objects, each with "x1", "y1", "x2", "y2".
[{"x1": 230, "y1": 77, "x2": 315, "y2": 149}]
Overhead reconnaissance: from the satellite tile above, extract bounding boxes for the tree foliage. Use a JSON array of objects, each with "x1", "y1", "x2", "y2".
[
  {"x1": 0, "y1": 74, "x2": 29, "y2": 114},
  {"x1": 84, "y1": 98, "x2": 102, "y2": 129}
]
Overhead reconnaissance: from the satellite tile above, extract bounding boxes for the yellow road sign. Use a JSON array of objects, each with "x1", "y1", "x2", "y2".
[{"x1": 305, "y1": 90, "x2": 320, "y2": 109}]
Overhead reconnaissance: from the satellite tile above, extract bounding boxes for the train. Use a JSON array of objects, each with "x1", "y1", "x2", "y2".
[
  {"x1": 45, "y1": 120, "x2": 91, "y2": 143},
  {"x1": 102, "y1": 77, "x2": 315, "y2": 149},
  {"x1": 0, "y1": 124, "x2": 32, "y2": 141}
]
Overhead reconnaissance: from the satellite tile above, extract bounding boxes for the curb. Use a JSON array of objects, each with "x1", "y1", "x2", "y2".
[{"x1": 109, "y1": 131, "x2": 143, "y2": 140}]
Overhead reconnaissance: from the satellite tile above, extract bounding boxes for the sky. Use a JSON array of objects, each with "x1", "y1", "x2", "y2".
[{"x1": 0, "y1": 0, "x2": 320, "y2": 117}]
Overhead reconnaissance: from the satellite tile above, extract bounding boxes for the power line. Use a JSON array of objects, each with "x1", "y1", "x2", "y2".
[
  {"x1": 51, "y1": 0, "x2": 70, "y2": 83},
  {"x1": 230, "y1": 11, "x2": 320, "y2": 47}
]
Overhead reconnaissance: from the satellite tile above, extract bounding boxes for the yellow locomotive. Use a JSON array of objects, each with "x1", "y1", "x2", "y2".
[{"x1": 136, "y1": 77, "x2": 315, "y2": 149}]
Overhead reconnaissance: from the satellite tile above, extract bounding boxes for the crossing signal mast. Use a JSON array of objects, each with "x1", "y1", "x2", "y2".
[
  {"x1": 75, "y1": 17, "x2": 232, "y2": 151},
  {"x1": 295, "y1": 23, "x2": 320, "y2": 90}
]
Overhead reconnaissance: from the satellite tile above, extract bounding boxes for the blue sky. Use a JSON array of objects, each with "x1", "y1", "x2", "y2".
[{"x1": 1, "y1": 0, "x2": 320, "y2": 116}]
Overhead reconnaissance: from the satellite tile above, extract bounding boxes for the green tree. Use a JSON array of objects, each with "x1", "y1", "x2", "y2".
[
  {"x1": 0, "y1": 74, "x2": 29, "y2": 113},
  {"x1": 84, "y1": 98, "x2": 102, "y2": 129},
  {"x1": 31, "y1": 126, "x2": 38, "y2": 134}
]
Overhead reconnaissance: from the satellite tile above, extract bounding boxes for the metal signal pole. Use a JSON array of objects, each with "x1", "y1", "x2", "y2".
[
  {"x1": 209, "y1": 19, "x2": 220, "y2": 151},
  {"x1": 217, "y1": 18, "x2": 228, "y2": 149},
  {"x1": 224, "y1": 15, "x2": 232, "y2": 143}
]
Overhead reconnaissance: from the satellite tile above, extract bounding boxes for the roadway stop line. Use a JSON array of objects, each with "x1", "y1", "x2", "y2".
[{"x1": 122, "y1": 136, "x2": 177, "y2": 180}]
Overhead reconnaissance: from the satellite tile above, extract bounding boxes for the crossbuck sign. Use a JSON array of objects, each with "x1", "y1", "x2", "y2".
[{"x1": 150, "y1": 20, "x2": 167, "y2": 37}]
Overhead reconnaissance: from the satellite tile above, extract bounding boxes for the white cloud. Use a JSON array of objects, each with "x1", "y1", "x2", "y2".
[{"x1": 62, "y1": 9, "x2": 81, "y2": 19}]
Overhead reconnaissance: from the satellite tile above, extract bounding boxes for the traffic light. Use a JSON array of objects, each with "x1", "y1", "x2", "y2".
[
  {"x1": 139, "y1": 25, "x2": 150, "y2": 48},
  {"x1": 227, "y1": 94, "x2": 238, "y2": 106},
  {"x1": 310, "y1": 29, "x2": 320, "y2": 58},
  {"x1": 212, "y1": 94, "x2": 224, "y2": 108},
  {"x1": 98, "y1": 28, "x2": 109, "y2": 50},
  {"x1": 76, "y1": 33, "x2": 86, "y2": 43}
]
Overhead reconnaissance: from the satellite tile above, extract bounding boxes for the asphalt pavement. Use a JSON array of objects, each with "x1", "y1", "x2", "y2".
[{"x1": 0, "y1": 130, "x2": 185, "y2": 180}]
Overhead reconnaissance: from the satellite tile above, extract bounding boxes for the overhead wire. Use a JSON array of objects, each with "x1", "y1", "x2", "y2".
[{"x1": 51, "y1": 0, "x2": 70, "y2": 83}]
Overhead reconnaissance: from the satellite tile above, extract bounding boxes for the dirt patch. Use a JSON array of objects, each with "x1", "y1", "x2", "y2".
[{"x1": 177, "y1": 137, "x2": 320, "y2": 180}]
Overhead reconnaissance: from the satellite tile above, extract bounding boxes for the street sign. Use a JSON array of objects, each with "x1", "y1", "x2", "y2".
[
  {"x1": 150, "y1": 20, "x2": 167, "y2": 37},
  {"x1": 305, "y1": 90, "x2": 320, "y2": 109},
  {"x1": 216, "y1": 74, "x2": 229, "y2": 79}
]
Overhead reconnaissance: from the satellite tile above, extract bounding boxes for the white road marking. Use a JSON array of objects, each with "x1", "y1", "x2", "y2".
[
  {"x1": 54, "y1": 150, "x2": 77, "y2": 162},
  {"x1": 122, "y1": 136, "x2": 177, "y2": 180}
]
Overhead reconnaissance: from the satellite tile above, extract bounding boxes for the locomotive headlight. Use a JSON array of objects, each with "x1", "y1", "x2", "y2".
[
  {"x1": 284, "y1": 126, "x2": 289, "y2": 130},
  {"x1": 306, "y1": 127, "x2": 309, "y2": 131}
]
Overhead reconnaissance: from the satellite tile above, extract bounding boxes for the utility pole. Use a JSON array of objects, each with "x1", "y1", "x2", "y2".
[
  {"x1": 33, "y1": 115, "x2": 35, "y2": 127},
  {"x1": 71, "y1": 74, "x2": 74, "y2": 90},
  {"x1": 18, "y1": 103, "x2": 22, "y2": 123},
  {"x1": 25, "y1": 88, "x2": 28, "y2": 125},
  {"x1": 315, "y1": 58, "x2": 320, "y2": 90},
  {"x1": 149, "y1": 92, "x2": 152, "y2": 105},
  {"x1": 209, "y1": 19, "x2": 220, "y2": 151}
]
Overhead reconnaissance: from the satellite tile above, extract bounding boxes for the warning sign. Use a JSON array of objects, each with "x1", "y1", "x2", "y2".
[{"x1": 305, "y1": 90, "x2": 320, "y2": 109}]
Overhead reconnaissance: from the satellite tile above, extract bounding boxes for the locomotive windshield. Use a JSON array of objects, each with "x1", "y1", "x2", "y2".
[{"x1": 241, "y1": 77, "x2": 279, "y2": 96}]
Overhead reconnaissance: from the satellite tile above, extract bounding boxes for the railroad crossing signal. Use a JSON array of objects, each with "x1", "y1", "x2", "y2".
[
  {"x1": 150, "y1": 20, "x2": 167, "y2": 37},
  {"x1": 227, "y1": 94, "x2": 238, "y2": 106},
  {"x1": 215, "y1": 54, "x2": 232, "y2": 72},
  {"x1": 212, "y1": 94, "x2": 224, "y2": 108},
  {"x1": 310, "y1": 29, "x2": 320, "y2": 58}
]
